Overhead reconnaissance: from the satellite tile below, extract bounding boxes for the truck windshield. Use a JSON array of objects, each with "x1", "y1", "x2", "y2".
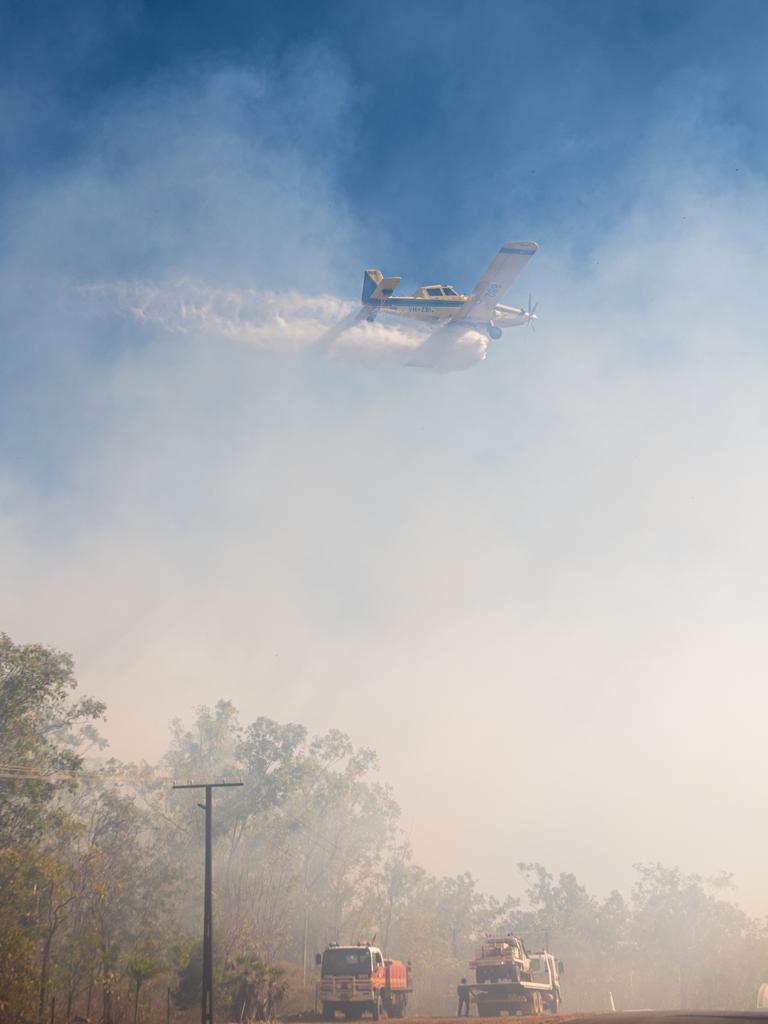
[{"x1": 322, "y1": 949, "x2": 372, "y2": 977}]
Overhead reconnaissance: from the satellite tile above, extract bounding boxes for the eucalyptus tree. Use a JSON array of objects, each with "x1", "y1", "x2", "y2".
[
  {"x1": 0, "y1": 633, "x2": 105, "y2": 845},
  {"x1": 0, "y1": 634, "x2": 105, "y2": 1024}
]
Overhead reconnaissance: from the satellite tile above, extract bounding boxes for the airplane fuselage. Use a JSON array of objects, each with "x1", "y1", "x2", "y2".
[{"x1": 377, "y1": 296, "x2": 529, "y2": 328}]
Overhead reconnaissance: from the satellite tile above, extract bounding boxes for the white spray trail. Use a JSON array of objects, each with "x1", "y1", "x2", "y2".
[{"x1": 80, "y1": 279, "x2": 427, "y2": 363}]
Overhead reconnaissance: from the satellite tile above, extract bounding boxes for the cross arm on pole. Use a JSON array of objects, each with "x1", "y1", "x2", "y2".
[{"x1": 171, "y1": 781, "x2": 243, "y2": 789}]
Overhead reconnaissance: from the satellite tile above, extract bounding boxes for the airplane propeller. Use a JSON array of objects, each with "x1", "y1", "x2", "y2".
[{"x1": 525, "y1": 293, "x2": 538, "y2": 331}]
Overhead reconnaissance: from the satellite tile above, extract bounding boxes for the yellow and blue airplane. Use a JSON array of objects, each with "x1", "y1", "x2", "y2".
[{"x1": 321, "y1": 241, "x2": 539, "y2": 371}]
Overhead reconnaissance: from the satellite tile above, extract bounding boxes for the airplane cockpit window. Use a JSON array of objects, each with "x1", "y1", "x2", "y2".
[{"x1": 426, "y1": 287, "x2": 442, "y2": 297}]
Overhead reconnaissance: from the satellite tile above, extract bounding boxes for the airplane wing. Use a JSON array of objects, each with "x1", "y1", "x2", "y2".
[
  {"x1": 459, "y1": 242, "x2": 539, "y2": 321},
  {"x1": 406, "y1": 321, "x2": 486, "y2": 372}
]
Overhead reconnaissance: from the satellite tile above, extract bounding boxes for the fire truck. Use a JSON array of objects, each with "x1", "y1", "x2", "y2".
[
  {"x1": 315, "y1": 943, "x2": 412, "y2": 1020},
  {"x1": 468, "y1": 936, "x2": 564, "y2": 1016}
]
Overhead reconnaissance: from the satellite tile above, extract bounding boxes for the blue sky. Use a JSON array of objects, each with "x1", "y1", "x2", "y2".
[
  {"x1": 3, "y1": 1, "x2": 768, "y2": 910},
  {"x1": 3, "y1": 0, "x2": 767, "y2": 275}
]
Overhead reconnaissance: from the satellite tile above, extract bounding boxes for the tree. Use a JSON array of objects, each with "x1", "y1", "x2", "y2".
[
  {"x1": 629, "y1": 863, "x2": 768, "y2": 1010},
  {"x1": 0, "y1": 849, "x2": 38, "y2": 1024},
  {"x1": 0, "y1": 635, "x2": 105, "y2": 1024},
  {"x1": 225, "y1": 953, "x2": 287, "y2": 1022},
  {"x1": 0, "y1": 633, "x2": 105, "y2": 846},
  {"x1": 126, "y1": 952, "x2": 164, "y2": 1024}
]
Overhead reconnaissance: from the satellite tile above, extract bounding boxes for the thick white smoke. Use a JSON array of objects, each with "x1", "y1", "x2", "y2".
[{"x1": 434, "y1": 327, "x2": 488, "y2": 371}]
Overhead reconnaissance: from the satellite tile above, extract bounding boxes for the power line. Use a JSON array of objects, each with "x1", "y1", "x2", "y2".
[
  {"x1": 0, "y1": 758, "x2": 386, "y2": 862},
  {"x1": 0, "y1": 762, "x2": 174, "y2": 783}
]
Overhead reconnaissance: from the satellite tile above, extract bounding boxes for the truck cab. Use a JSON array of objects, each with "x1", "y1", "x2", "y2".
[
  {"x1": 526, "y1": 952, "x2": 563, "y2": 1011},
  {"x1": 317, "y1": 944, "x2": 411, "y2": 1021}
]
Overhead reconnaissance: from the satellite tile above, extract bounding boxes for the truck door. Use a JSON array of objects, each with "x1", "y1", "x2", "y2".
[{"x1": 373, "y1": 951, "x2": 384, "y2": 986}]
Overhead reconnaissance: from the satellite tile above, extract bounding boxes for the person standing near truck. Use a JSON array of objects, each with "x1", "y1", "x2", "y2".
[{"x1": 457, "y1": 978, "x2": 471, "y2": 1017}]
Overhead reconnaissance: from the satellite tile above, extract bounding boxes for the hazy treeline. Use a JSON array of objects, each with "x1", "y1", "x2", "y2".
[{"x1": 2, "y1": 632, "x2": 767, "y2": 1024}]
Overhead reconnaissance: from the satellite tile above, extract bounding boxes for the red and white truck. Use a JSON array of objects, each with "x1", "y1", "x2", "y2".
[{"x1": 316, "y1": 943, "x2": 412, "y2": 1020}]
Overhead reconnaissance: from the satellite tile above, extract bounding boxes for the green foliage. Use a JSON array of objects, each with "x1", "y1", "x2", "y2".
[
  {"x1": 0, "y1": 918, "x2": 37, "y2": 1024},
  {"x1": 173, "y1": 942, "x2": 204, "y2": 1011},
  {"x1": 0, "y1": 850, "x2": 38, "y2": 1024},
  {"x1": 127, "y1": 949, "x2": 165, "y2": 1024},
  {"x1": 0, "y1": 633, "x2": 105, "y2": 845},
  {"x1": 224, "y1": 952, "x2": 288, "y2": 1021}
]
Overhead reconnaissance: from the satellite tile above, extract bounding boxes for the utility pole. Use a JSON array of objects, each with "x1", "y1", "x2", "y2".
[{"x1": 173, "y1": 781, "x2": 243, "y2": 1024}]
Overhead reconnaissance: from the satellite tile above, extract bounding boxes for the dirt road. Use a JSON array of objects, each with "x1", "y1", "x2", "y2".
[{"x1": 399, "y1": 1014, "x2": 768, "y2": 1024}]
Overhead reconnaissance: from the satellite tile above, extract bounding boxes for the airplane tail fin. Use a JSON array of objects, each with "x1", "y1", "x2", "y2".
[
  {"x1": 362, "y1": 270, "x2": 382, "y2": 304},
  {"x1": 362, "y1": 269, "x2": 401, "y2": 305}
]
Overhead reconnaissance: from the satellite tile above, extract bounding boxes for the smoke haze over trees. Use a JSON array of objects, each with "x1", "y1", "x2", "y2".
[{"x1": 1, "y1": 632, "x2": 767, "y2": 1024}]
